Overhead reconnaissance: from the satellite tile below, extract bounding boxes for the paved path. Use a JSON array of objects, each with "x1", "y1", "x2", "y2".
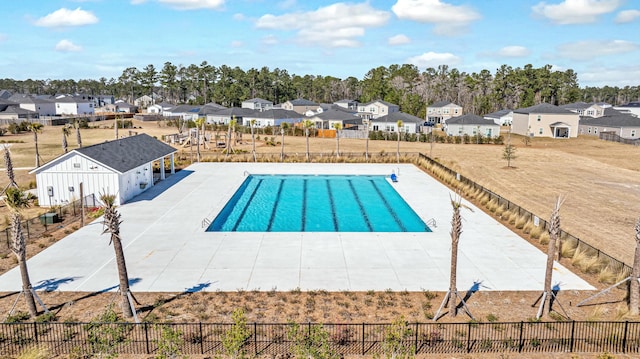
[{"x1": 0, "y1": 163, "x2": 593, "y2": 293}]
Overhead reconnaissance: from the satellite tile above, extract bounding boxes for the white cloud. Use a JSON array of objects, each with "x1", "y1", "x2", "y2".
[
  {"x1": 388, "y1": 34, "x2": 410, "y2": 45},
  {"x1": 233, "y1": 13, "x2": 245, "y2": 21},
  {"x1": 498, "y1": 46, "x2": 531, "y2": 57},
  {"x1": 406, "y1": 51, "x2": 461, "y2": 68},
  {"x1": 256, "y1": 2, "x2": 390, "y2": 48},
  {"x1": 532, "y1": 0, "x2": 622, "y2": 24},
  {"x1": 55, "y1": 39, "x2": 83, "y2": 52},
  {"x1": 391, "y1": 0, "x2": 480, "y2": 36},
  {"x1": 615, "y1": 9, "x2": 640, "y2": 23},
  {"x1": 35, "y1": 8, "x2": 99, "y2": 27},
  {"x1": 231, "y1": 40, "x2": 243, "y2": 48},
  {"x1": 558, "y1": 39, "x2": 638, "y2": 60},
  {"x1": 278, "y1": 0, "x2": 296, "y2": 9},
  {"x1": 132, "y1": 0, "x2": 225, "y2": 10},
  {"x1": 580, "y1": 64, "x2": 640, "y2": 87}
]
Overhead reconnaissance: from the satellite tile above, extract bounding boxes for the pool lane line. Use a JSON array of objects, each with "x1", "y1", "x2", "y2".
[
  {"x1": 301, "y1": 178, "x2": 307, "y2": 231},
  {"x1": 370, "y1": 179, "x2": 407, "y2": 232},
  {"x1": 232, "y1": 179, "x2": 264, "y2": 231},
  {"x1": 266, "y1": 179, "x2": 285, "y2": 232},
  {"x1": 348, "y1": 179, "x2": 373, "y2": 231},
  {"x1": 326, "y1": 180, "x2": 339, "y2": 231}
]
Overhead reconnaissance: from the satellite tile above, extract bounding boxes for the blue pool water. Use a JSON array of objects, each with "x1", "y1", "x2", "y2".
[{"x1": 207, "y1": 174, "x2": 430, "y2": 232}]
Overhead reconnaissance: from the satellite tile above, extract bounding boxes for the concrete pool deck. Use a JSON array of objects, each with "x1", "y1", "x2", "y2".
[{"x1": 0, "y1": 163, "x2": 593, "y2": 293}]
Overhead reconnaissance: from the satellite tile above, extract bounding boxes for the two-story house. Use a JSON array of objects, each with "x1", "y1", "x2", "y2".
[
  {"x1": 242, "y1": 98, "x2": 274, "y2": 112},
  {"x1": 512, "y1": 103, "x2": 579, "y2": 138},
  {"x1": 282, "y1": 98, "x2": 319, "y2": 115},
  {"x1": 426, "y1": 101, "x2": 462, "y2": 124},
  {"x1": 357, "y1": 100, "x2": 399, "y2": 120}
]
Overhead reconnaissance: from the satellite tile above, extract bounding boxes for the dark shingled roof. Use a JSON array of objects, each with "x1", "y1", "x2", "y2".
[
  {"x1": 374, "y1": 111, "x2": 423, "y2": 124},
  {"x1": 580, "y1": 113, "x2": 640, "y2": 127},
  {"x1": 514, "y1": 103, "x2": 575, "y2": 115},
  {"x1": 74, "y1": 134, "x2": 176, "y2": 173},
  {"x1": 484, "y1": 109, "x2": 512, "y2": 118},
  {"x1": 617, "y1": 101, "x2": 640, "y2": 108},
  {"x1": 288, "y1": 98, "x2": 318, "y2": 106},
  {"x1": 255, "y1": 109, "x2": 302, "y2": 119},
  {"x1": 309, "y1": 109, "x2": 361, "y2": 121},
  {"x1": 447, "y1": 114, "x2": 498, "y2": 125},
  {"x1": 428, "y1": 100, "x2": 455, "y2": 108}
]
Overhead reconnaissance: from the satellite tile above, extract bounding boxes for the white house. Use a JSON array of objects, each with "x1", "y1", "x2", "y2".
[
  {"x1": 30, "y1": 134, "x2": 177, "y2": 207},
  {"x1": 445, "y1": 114, "x2": 500, "y2": 138},
  {"x1": 483, "y1": 109, "x2": 513, "y2": 126},
  {"x1": 241, "y1": 98, "x2": 273, "y2": 112},
  {"x1": 357, "y1": 100, "x2": 399, "y2": 120},
  {"x1": 369, "y1": 112, "x2": 423, "y2": 134},
  {"x1": 206, "y1": 107, "x2": 256, "y2": 125},
  {"x1": 244, "y1": 109, "x2": 302, "y2": 128},
  {"x1": 147, "y1": 102, "x2": 174, "y2": 114},
  {"x1": 512, "y1": 103, "x2": 579, "y2": 138},
  {"x1": 163, "y1": 104, "x2": 201, "y2": 121},
  {"x1": 426, "y1": 101, "x2": 462, "y2": 124},
  {"x1": 53, "y1": 95, "x2": 95, "y2": 115},
  {"x1": 614, "y1": 102, "x2": 640, "y2": 118},
  {"x1": 8, "y1": 94, "x2": 57, "y2": 117}
]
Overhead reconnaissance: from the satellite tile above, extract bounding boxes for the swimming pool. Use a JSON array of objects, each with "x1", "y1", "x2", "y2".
[{"x1": 207, "y1": 174, "x2": 430, "y2": 232}]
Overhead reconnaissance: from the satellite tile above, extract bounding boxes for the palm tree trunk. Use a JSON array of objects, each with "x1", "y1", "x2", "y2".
[
  {"x1": 112, "y1": 233, "x2": 133, "y2": 318},
  {"x1": 19, "y1": 257, "x2": 37, "y2": 317},
  {"x1": 76, "y1": 125, "x2": 83, "y2": 148},
  {"x1": 448, "y1": 199, "x2": 462, "y2": 317},
  {"x1": 305, "y1": 130, "x2": 310, "y2": 162},
  {"x1": 543, "y1": 197, "x2": 563, "y2": 316},
  {"x1": 280, "y1": 130, "x2": 285, "y2": 162},
  {"x1": 11, "y1": 213, "x2": 37, "y2": 317},
  {"x1": 251, "y1": 125, "x2": 256, "y2": 162},
  {"x1": 4, "y1": 147, "x2": 18, "y2": 188},
  {"x1": 34, "y1": 131, "x2": 40, "y2": 168},
  {"x1": 336, "y1": 132, "x2": 340, "y2": 158},
  {"x1": 630, "y1": 218, "x2": 640, "y2": 315}
]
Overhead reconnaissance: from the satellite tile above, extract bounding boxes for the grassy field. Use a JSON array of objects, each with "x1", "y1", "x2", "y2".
[{"x1": 3, "y1": 119, "x2": 639, "y2": 266}]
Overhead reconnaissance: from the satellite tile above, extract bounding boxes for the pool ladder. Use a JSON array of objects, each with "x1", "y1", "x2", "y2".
[
  {"x1": 426, "y1": 218, "x2": 437, "y2": 228},
  {"x1": 202, "y1": 218, "x2": 211, "y2": 228}
]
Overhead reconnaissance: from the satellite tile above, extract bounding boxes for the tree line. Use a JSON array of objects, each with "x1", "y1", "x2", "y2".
[{"x1": 1, "y1": 63, "x2": 639, "y2": 118}]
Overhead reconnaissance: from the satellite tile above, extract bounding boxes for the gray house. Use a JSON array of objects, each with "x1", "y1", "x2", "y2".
[
  {"x1": 446, "y1": 114, "x2": 500, "y2": 138},
  {"x1": 242, "y1": 98, "x2": 273, "y2": 112},
  {"x1": 579, "y1": 109, "x2": 640, "y2": 139}
]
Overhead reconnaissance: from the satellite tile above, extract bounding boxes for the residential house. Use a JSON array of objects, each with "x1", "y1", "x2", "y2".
[
  {"x1": 357, "y1": 100, "x2": 399, "y2": 120},
  {"x1": 30, "y1": 134, "x2": 177, "y2": 207},
  {"x1": 369, "y1": 112, "x2": 423, "y2": 134},
  {"x1": 282, "y1": 98, "x2": 319, "y2": 115},
  {"x1": 579, "y1": 109, "x2": 640, "y2": 139},
  {"x1": 9, "y1": 94, "x2": 56, "y2": 117},
  {"x1": 245, "y1": 109, "x2": 303, "y2": 128},
  {"x1": 53, "y1": 95, "x2": 94, "y2": 115},
  {"x1": 445, "y1": 114, "x2": 500, "y2": 138},
  {"x1": 334, "y1": 99, "x2": 358, "y2": 111},
  {"x1": 107, "y1": 101, "x2": 138, "y2": 114},
  {"x1": 135, "y1": 94, "x2": 162, "y2": 108},
  {"x1": 198, "y1": 102, "x2": 227, "y2": 117},
  {"x1": 614, "y1": 101, "x2": 640, "y2": 118},
  {"x1": 0, "y1": 105, "x2": 39, "y2": 124},
  {"x1": 512, "y1": 103, "x2": 579, "y2": 138},
  {"x1": 206, "y1": 107, "x2": 256, "y2": 125},
  {"x1": 561, "y1": 102, "x2": 606, "y2": 118},
  {"x1": 94, "y1": 94, "x2": 115, "y2": 107},
  {"x1": 147, "y1": 102, "x2": 175, "y2": 114},
  {"x1": 163, "y1": 104, "x2": 200, "y2": 121},
  {"x1": 426, "y1": 101, "x2": 462, "y2": 124},
  {"x1": 0, "y1": 90, "x2": 12, "y2": 99},
  {"x1": 484, "y1": 109, "x2": 513, "y2": 126},
  {"x1": 241, "y1": 98, "x2": 273, "y2": 112},
  {"x1": 305, "y1": 108, "x2": 361, "y2": 130}
]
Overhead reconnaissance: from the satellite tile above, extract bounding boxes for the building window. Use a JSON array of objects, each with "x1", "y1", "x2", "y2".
[
  {"x1": 632, "y1": 130, "x2": 636, "y2": 137},
  {"x1": 454, "y1": 109, "x2": 459, "y2": 114},
  {"x1": 444, "y1": 108, "x2": 449, "y2": 114},
  {"x1": 588, "y1": 127, "x2": 592, "y2": 134},
  {"x1": 594, "y1": 127, "x2": 598, "y2": 134},
  {"x1": 373, "y1": 125, "x2": 379, "y2": 131},
  {"x1": 539, "y1": 128, "x2": 543, "y2": 135},
  {"x1": 537, "y1": 115, "x2": 541, "y2": 121}
]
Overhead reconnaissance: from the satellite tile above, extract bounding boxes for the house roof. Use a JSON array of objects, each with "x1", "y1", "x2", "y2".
[
  {"x1": 198, "y1": 103, "x2": 227, "y2": 115},
  {"x1": 309, "y1": 109, "x2": 361, "y2": 121},
  {"x1": 373, "y1": 111, "x2": 423, "y2": 124},
  {"x1": 560, "y1": 102, "x2": 591, "y2": 110},
  {"x1": 428, "y1": 100, "x2": 457, "y2": 108},
  {"x1": 361, "y1": 99, "x2": 399, "y2": 107},
  {"x1": 484, "y1": 109, "x2": 512, "y2": 119},
  {"x1": 447, "y1": 114, "x2": 498, "y2": 126},
  {"x1": 514, "y1": 103, "x2": 575, "y2": 115},
  {"x1": 2, "y1": 105, "x2": 38, "y2": 116},
  {"x1": 580, "y1": 113, "x2": 640, "y2": 127},
  {"x1": 209, "y1": 107, "x2": 256, "y2": 117},
  {"x1": 243, "y1": 98, "x2": 272, "y2": 104},
  {"x1": 152, "y1": 102, "x2": 174, "y2": 108},
  {"x1": 617, "y1": 101, "x2": 640, "y2": 108},
  {"x1": 334, "y1": 99, "x2": 356, "y2": 104},
  {"x1": 33, "y1": 134, "x2": 176, "y2": 175},
  {"x1": 287, "y1": 98, "x2": 318, "y2": 106},
  {"x1": 8, "y1": 94, "x2": 53, "y2": 104},
  {"x1": 254, "y1": 109, "x2": 302, "y2": 120},
  {"x1": 167, "y1": 104, "x2": 200, "y2": 113},
  {"x1": 0, "y1": 90, "x2": 12, "y2": 99}
]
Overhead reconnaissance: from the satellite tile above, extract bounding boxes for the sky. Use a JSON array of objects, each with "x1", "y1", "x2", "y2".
[{"x1": 0, "y1": 0, "x2": 639, "y2": 88}]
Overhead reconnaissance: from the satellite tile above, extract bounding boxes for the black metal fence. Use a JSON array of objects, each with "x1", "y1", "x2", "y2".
[
  {"x1": 417, "y1": 153, "x2": 633, "y2": 276},
  {"x1": 0, "y1": 194, "x2": 97, "y2": 257},
  {"x1": 599, "y1": 131, "x2": 640, "y2": 146},
  {"x1": 1, "y1": 320, "x2": 640, "y2": 356}
]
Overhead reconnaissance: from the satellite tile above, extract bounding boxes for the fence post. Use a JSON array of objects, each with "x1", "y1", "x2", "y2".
[
  {"x1": 144, "y1": 322, "x2": 150, "y2": 354},
  {"x1": 199, "y1": 322, "x2": 204, "y2": 355},
  {"x1": 362, "y1": 323, "x2": 365, "y2": 355},
  {"x1": 33, "y1": 322, "x2": 38, "y2": 345},
  {"x1": 623, "y1": 321, "x2": 629, "y2": 354},
  {"x1": 466, "y1": 322, "x2": 472, "y2": 353},
  {"x1": 414, "y1": 323, "x2": 419, "y2": 354},
  {"x1": 569, "y1": 321, "x2": 575, "y2": 352},
  {"x1": 518, "y1": 321, "x2": 524, "y2": 352},
  {"x1": 254, "y1": 322, "x2": 257, "y2": 355}
]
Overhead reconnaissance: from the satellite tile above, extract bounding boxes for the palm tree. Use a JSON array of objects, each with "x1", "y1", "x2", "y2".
[
  {"x1": 333, "y1": 123, "x2": 342, "y2": 158},
  {"x1": 303, "y1": 119, "x2": 314, "y2": 162},
  {"x1": 100, "y1": 193, "x2": 134, "y2": 318},
  {"x1": 226, "y1": 117, "x2": 237, "y2": 158},
  {"x1": 630, "y1": 217, "x2": 640, "y2": 315},
  {"x1": 396, "y1": 120, "x2": 403, "y2": 163},
  {"x1": 3, "y1": 146, "x2": 18, "y2": 190},
  {"x1": 75, "y1": 120, "x2": 83, "y2": 148},
  {"x1": 114, "y1": 115, "x2": 120, "y2": 139},
  {"x1": 447, "y1": 194, "x2": 463, "y2": 317},
  {"x1": 250, "y1": 119, "x2": 257, "y2": 162},
  {"x1": 539, "y1": 196, "x2": 564, "y2": 319},
  {"x1": 280, "y1": 123, "x2": 288, "y2": 162},
  {"x1": 29, "y1": 122, "x2": 43, "y2": 168},
  {"x1": 5, "y1": 188, "x2": 37, "y2": 317},
  {"x1": 62, "y1": 125, "x2": 70, "y2": 153}
]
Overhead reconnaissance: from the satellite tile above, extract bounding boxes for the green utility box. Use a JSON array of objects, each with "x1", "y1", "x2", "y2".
[{"x1": 39, "y1": 213, "x2": 59, "y2": 225}]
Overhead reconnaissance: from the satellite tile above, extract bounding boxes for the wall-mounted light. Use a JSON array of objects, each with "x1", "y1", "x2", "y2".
[{"x1": 68, "y1": 186, "x2": 74, "y2": 192}]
